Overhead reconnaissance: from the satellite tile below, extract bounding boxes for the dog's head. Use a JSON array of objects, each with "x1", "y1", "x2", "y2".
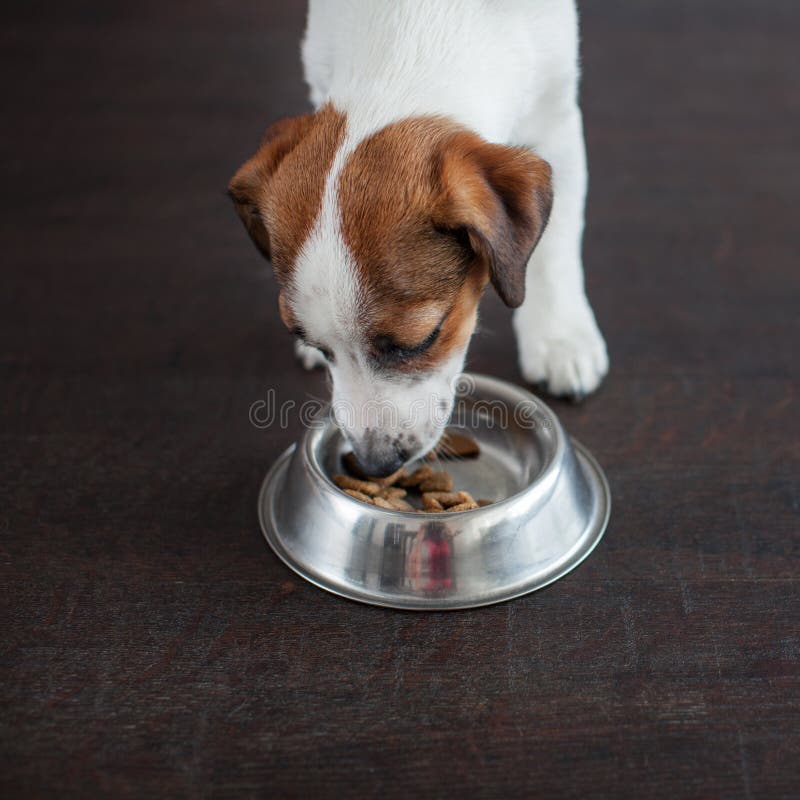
[{"x1": 229, "y1": 105, "x2": 552, "y2": 475}]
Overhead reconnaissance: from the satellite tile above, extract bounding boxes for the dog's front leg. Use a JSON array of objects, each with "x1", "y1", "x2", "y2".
[{"x1": 512, "y1": 104, "x2": 609, "y2": 398}]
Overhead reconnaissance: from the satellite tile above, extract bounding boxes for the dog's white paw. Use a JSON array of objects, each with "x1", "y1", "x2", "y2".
[
  {"x1": 514, "y1": 301, "x2": 609, "y2": 398},
  {"x1": 294, "y1": 338, "x2": 327, "y2": 370}
]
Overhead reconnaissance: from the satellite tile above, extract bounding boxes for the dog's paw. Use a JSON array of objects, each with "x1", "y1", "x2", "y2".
[
  {"x1": 294, "y1": 338, "x2": 327, "y2": 370},
  {"x1": 514, "y1": 302, "x2": 609, "y2": 399}
]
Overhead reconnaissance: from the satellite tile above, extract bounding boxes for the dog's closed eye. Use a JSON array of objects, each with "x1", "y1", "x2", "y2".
[{"x1": 372, "y1": 317, "x2": 444, "y2": 366}]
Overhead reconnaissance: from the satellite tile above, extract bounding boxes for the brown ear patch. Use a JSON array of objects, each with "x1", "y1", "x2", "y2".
[
  {"x1": 337, "y1": 116, "x2": 488, "y2": 374},
  {"x1": 228, "y1": 104, "x2": 345, "y2": 282},
  {"x1": 337, "y1": 116, "x2": 470, "y2": 308},
  {"x1": 336, "y1": 115, "x2": 553, "y2": 340},
  {"x1": 435, "y1": 132, "x2": 553, "y2": 308}
]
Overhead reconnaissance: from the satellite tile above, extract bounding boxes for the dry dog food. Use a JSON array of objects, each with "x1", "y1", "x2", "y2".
[
  {"x1": 376, "y1": 486, "x2": 407, "y2": 500},
  {"x1": 333, "y1": 474, "x2": 381, "y2": 496},
  {"x1": 343, "y1": 488, "x2": 373, "y2": 503},
  {"x1": 427, "y1": 429, "x2": 481, "y2": 460},
  {"x1": 333, "y1": 434, "x2": 489, "y2": 512},
  {"x1": 373, "y1": 495, "x2": 415, "y2": 512},
  {"x1": 418, "y1": 473, "x2": 454, "y2": 493},
  {"x1": 396, "y1": 465, "x2": 435, "y2": 488}
]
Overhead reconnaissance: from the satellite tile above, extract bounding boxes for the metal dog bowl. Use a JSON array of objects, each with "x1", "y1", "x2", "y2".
[{"x1": 258, "y1": 373, "x2": 610, "y2": 610}]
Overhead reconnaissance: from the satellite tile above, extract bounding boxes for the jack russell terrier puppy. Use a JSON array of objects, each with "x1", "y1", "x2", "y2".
[{"x1": 229, "y1": 0, "x2": 608, "y2": 476}]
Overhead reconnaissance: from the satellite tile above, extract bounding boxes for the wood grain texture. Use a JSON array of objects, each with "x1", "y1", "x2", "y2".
[{"x1": 1, "y1": 1, "x2": 798, "y2": 797}]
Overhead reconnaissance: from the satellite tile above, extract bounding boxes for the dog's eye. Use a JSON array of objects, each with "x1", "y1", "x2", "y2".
[
  {"x1": 373, "y1": 320, "x2": 443, "y2": 364},
  {"x1": 374, "y1": 335, "x2": 407, "y2": 358},
  {"x1": 291, "y1": 326, "x2": 334, "y2": 363}
]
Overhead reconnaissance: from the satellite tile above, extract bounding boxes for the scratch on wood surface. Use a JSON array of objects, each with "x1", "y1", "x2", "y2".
[
  {"x1": 672, "y1": 535, "x2": 693, "y2": 616},
  {"x1": 137, "y1": 605, "x2": 206, "y2": 684},
  {"x1": 696, "y1": 541, "x2": 706, "y2": 579},
  {"x1": 392, "y1": 615, "x2": 404, "y2": 689},
  {"x1": 505, "y1": 602, "x2": 517, "y2": 692},
  {"x1": 737, "y1": 728, "x2": 753, "y2": 800},
  {"x1": 677, "y1": 575, "x2": 692, "y2": 616},
  {"x1": 620, "y1": 596, "x2": 638, "y2": 669},
  {"x1": 730, "y1": 491, "x2": 754, "y2": 579},
  {"x1": 712, "y1": 637, "x2": 722, "y2": 679},
  {"x1": 670, "y1": 524, "x2": 694, "y2": 616}
]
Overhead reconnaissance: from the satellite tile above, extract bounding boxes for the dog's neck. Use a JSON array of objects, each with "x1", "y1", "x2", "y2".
[{"x1": 306, "y1": 0, "x2": 539, "y2": 144}]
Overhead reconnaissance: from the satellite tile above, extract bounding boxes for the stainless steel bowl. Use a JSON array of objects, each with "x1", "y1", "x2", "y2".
[{"x1": 258, "y1": 373, "x2": 610, "y2": 610}]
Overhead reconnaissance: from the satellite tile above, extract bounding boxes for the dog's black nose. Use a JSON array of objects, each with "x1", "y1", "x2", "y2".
[
  {"x1": 354, "y1": 449, "x2": 405, "y2": 478},
  {"x1": 351, "y1": 434, "x2": 408, "y2": 477}
]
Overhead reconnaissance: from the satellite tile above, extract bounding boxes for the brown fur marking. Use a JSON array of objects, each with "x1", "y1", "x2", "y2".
[
  {"x1": 228, "y1": 104, "x2": 346, "y2": 284},
  {"x1": 336, "y1": 116, "x2": 552, "y2": 373}
]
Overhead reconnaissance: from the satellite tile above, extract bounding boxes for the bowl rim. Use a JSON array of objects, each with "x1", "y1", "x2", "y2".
[{"x1": 300, "y1": 373, "x2": 567, "y2": 518}]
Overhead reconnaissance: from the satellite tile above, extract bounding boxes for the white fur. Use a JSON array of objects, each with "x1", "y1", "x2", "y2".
[
  {"x1": 293, "y1": 0, "x2": 608, "y2": 467},
  {"x1": 289, "y1": 119, "x2": 466, "y2": 468}
]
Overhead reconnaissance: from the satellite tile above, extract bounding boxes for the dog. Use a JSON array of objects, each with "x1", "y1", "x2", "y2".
[{"x1": 229, "y1": 0, "x2": 608, "y2": 476}]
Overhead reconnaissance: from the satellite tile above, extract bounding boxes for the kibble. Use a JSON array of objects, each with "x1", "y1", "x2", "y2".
[
  {"x1": 333, "y1": 474, "x2": 381, "y2": 496},
  {"x1": 344, "y1": 488, "x2": 373, "y2": 503},
  {"x1": 422, "y1": 490, "x2": 473, "y2": 507},
  {"x1": 427, "y1": 428, "x2": 481, "y2": 460},
  {"x1": 422, "y1": 495, "x2": 444, "y2": 511},
  {"x1": 372, "y1": 495, "x2": 416, "y2": 512},
  {"x1": 388, "y1": 497, "x2": 415, "y2": 512},
  {"x1": 371, "y1": 465, "x2": 406, "y2": 488},
  {"x1": 446, "y1": 500, "x2": 479, "y2": 512},
  {"x1": 376, "y1": 486, "x2": 407, "y2": 500},
  {"x1": 372, "y1": 496, "x2": 396, "y2": 510},
  {"x1": 396, "y1": 465, "x2": 435, "y2": 488},
  {"x1": 334, "y1": 445, "x2": 492, "y2": 513},
  {"x1": 418, "y1": 472, "x2": 454, "y2": 493}
]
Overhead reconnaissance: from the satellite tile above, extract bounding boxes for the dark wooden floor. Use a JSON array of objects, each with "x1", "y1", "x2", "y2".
[{"x1": 2, "y1": 1, "x2": 798, "y2": 797}]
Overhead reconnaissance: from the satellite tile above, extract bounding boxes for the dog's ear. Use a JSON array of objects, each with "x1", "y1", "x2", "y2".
[
  {"x1": 228, "y1": 114, "x2": 316, "y2": 260},
  {"x1": 434, "y1": 132, "x2": 553, "y2": 308}
]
